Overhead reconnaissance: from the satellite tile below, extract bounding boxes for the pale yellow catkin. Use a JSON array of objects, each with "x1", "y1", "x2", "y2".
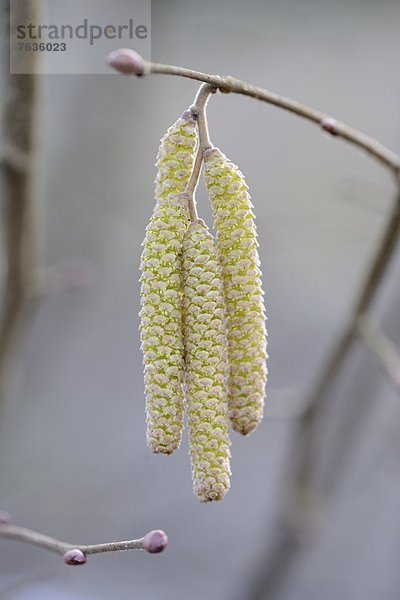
[
  {"x1": 182, "y1": 219, "x2": 231, "y2": 502},
  {"x1": 140, "y1": 111, "x2": 197, "y2": 454},
  {"x1": 204, "y1": 148, "x2": 268, "y2": 436}
]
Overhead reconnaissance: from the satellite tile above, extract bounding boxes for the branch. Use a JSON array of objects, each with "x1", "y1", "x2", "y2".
[
  {"x1": 357, "y1": 315, "x2": 400, "y2": 392},
  {"x1": 244, "y1": 189, "x2": 400, "y2": 599},
  {"x1": 0, "y1": 0, "x2": 38, "y2": 404},
  {"x1": 0, "y1": 516, "x2": 168, "y2": 565},
  {"x1": 180, "y1": 83, "x2": 215, "y2": 221},
  {"x1": 107, "y1": 49, "x2": 400, "y2": 178},
  {"x1": 190, "y1": 83, "x2": 214, "y2": 154},
  {"x1": 107, "y1": 49, "x2": 400, "y2": 598}
]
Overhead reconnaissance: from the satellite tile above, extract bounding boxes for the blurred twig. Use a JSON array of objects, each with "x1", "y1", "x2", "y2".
[
  {"x1": 357, "y1": 315, "x2": 400, "y2": 392},
  {"x1": 0, "y1": 0, "x2": 38, "y2": 404},
  {"x1": 243, "y1": 188, "x2": 400, "y2": 599}
]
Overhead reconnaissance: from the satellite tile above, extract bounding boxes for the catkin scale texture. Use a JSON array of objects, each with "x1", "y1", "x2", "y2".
[
  {"x1": 204, "y1": 148, "x2": 267, "y2": 435},
  {"x1": 182, "y1": 220, "x2": 231, "y2": 502},
  {"x1": 140, "y1": 112, "x2": 197, "y2": 454}
]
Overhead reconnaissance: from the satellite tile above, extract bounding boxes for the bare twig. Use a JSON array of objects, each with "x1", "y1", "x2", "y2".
[
  {"x1": 107, "y1": 51, "x2": 400, "y2": 177},
  {"x1": 148, "y1": 62, "x2": 400, "y2": 176},
  {"x1": 244, "y1": 189, "x2": 400, "y2": 599},
  {"x1": 357, "y1": 315, "x2": 400, "y2": 392},
  {"x1": 301, "y1": 188, "x2": 400, "y2": 431},
  {"x1": 0, "y1": 0, "x2": 38, "y2": 402},
  {"x1": 0, "y1": 521, "x2": 168, "y2": 564},
  {"x1": 180, "y1": 83, "x2": 215, "y2": 221},
  {"x1": 190, "y1": 83, "x2": 214, "y2": 155}
]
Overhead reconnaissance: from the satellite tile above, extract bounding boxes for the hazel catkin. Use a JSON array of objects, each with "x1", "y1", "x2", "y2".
[
  {"x1": 182, "y1": 219, "x2": 231, "y2": 502},
  {"x1": 140, "y1": 111, "x2": 197, "y2": 454},
  {"x1": 203, "y1": 148, "x2": 267, "y2": 436}
]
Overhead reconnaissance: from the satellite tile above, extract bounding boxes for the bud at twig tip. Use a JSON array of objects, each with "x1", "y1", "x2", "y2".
[
  {"x1": 0, "y1": 511, "x2": 11, "y2": 524},
  {"x1": 143, "y1": 530, "x2": 168, "y2": 554},
  {"x1": 107, "y1": 48, "x2": 145, "y2": 76},
  {"x1": 63, "y1": 548, "x2": 87, "y2": 566}
]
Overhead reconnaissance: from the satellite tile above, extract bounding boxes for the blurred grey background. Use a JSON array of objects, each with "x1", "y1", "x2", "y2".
[{"x1": 1, "y1": 0, "x2": 400, "y2": 598}]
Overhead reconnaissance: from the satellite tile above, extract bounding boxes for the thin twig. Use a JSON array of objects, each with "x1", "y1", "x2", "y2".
[
  {"x1": 244, "y1": 188, "x2": 400, "y2": 600},
  {"x1": 182, "y1": 146, "x2": 202, "y2": 221},
  {"x1": 180, "y1": 83, "x2": 215, "y2": 221},
  {"x1": 190, "y1": 83, "x2": 214, "y2": 154},
  {"x1": 357, "y1": 315, "x2": 400, "y2": 392},
  {"x1": 0, "y1": 523, "x2": 143, "y2": 555},
  {"x1": 0, "y1": 0, "x2": 38, "y2": 406},
  {"x1": 303, "y1": 190, "x2": 400, "y2": 419},
  {"x1": 137, "y1": 58, "x2": 400, "y2": 177},
  {"x1": 0, "y1": 522, "x2": 167, "y2": 562}
]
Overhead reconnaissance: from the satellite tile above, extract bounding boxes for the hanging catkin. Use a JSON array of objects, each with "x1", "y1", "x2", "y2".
[
  {"x1": 182, "y1": 219, "x2": 231, "y2": 502},
  {"x1": 203, "y1": 147, "x2": 267, "y2": 436},
  {"x1": 140, "y1": 111, "x2": 197, "y2": 454}
]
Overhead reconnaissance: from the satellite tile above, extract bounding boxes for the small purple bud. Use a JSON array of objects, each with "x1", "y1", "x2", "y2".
[
  {"x1": 0, "y1": 511, "x2": 11, "y2": 524},
  {"x1": 107, "y1": 48, "x2": 145, "y2": 75},
  {"x1": 321, "y1": 117, "x2": 339, "y2": 136},
  {"x1": 143, "y1": 530, "x2": 168, "y2": 554},
  {"x1": 203, "y1": 147, "x2": 220, "y2": 160},
  {"x1": 181, "y1": 109, "x2": 196, "y2": 122},
  {"x1": 63, "y1": 548, "x2": 87, "y2": 566}
]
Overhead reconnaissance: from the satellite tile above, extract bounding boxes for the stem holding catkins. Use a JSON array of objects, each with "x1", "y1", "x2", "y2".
[
  {"x1": 107, "y1": 49, "x2": 400, "y2": 177},
  {"x1": 179, "y1": 83, "x2": 215, "y2": 222}
]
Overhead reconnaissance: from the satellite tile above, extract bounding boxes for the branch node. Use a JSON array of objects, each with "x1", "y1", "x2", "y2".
[{"x1": 320, "y1": 117, "x2": 339, "y2": 136}]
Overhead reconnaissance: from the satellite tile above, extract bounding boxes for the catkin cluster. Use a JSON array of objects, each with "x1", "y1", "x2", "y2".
[{"x1": 140, "y1": 109, "x2": 267, "y2": 502}]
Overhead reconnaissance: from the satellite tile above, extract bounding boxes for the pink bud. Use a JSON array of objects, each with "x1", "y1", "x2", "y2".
[
  {"x1": 321, "y1": 117, "x2": 339, "y2": 136},
  {"x1": 143, "y1": 529, "x2": 168, "y2": 554},
  {"x1": 63, "y1": 548, "x2": 87, "y2": 566},
  {"x1": 0, "y1": 511, "x2": 11, "y2": 524},
  {"x1": 107, "y1": 49, "x2": 145, "y2": 75}
]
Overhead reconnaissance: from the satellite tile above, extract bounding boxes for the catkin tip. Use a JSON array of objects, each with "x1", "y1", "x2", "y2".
[{"x1": 231, "y1": 420, "x2": 258, "y2": 436}]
